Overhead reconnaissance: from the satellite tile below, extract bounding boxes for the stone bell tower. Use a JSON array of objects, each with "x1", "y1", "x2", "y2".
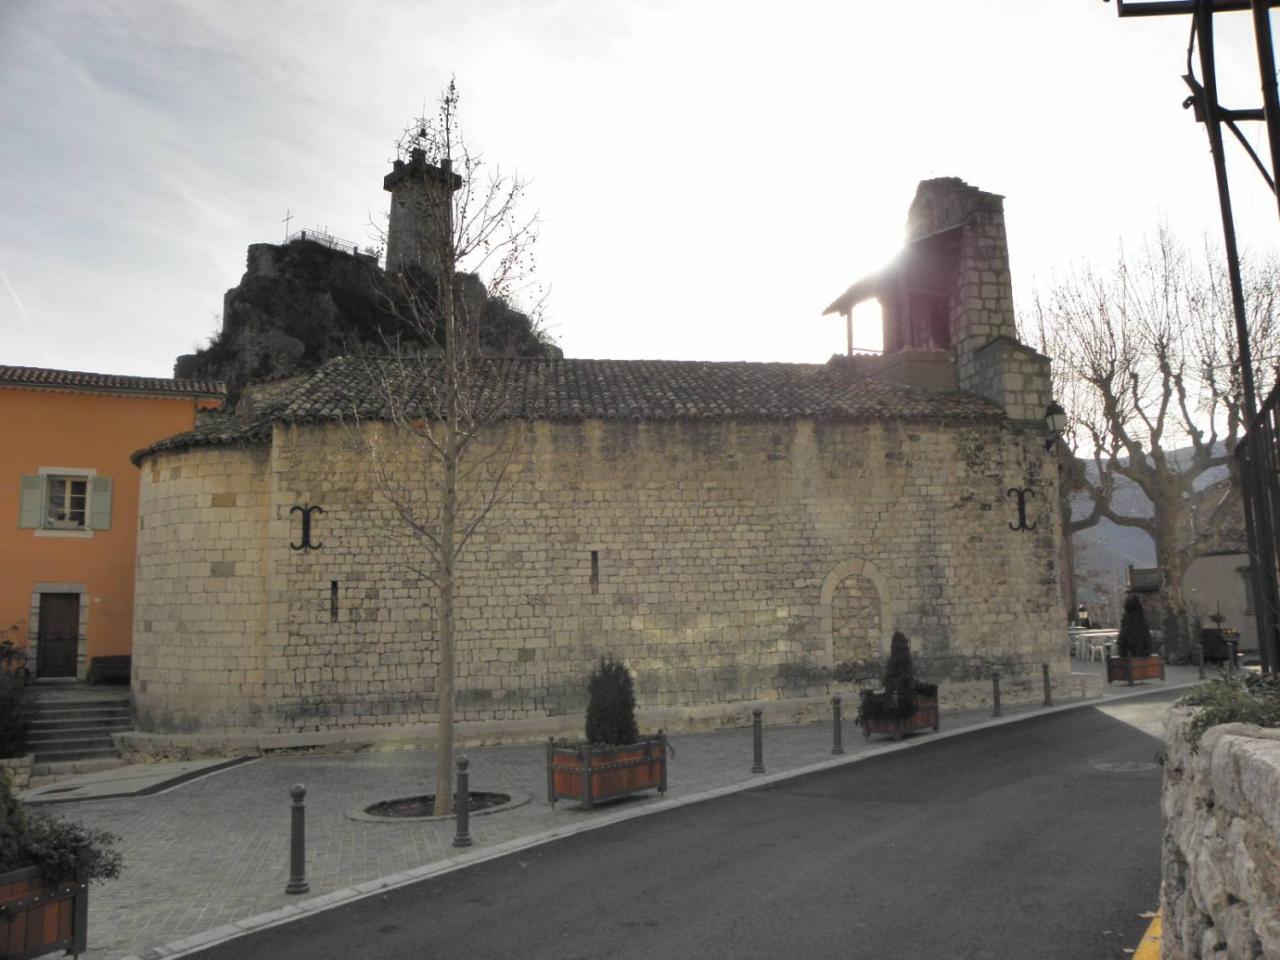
[
  {"x1": 823, "y1": 177, "x2": 1052, "y2": 424},
  {"x1": 382, "y1": 147, "x2": 463, "y2": 275}
]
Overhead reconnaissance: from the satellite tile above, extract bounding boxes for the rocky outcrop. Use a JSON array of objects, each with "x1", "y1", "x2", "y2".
[
  {"x1": 1162, "y1": 708, "x2": 1280, "y2": 959},
  {"x1": 175, "y1": 239, "x2": 556, "y2": 405}
]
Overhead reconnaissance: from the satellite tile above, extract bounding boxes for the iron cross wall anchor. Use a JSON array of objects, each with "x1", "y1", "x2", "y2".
[
  {"x1": 290, "y1": 504, "x2": 324, "y2": 551},
  {"x1": 1007, "y1": 487, "x2": 1036, "y2": 531}
]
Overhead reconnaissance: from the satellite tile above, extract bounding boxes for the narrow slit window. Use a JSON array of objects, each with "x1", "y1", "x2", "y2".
[
  {"x1": 590, "y1": 551, "x2": 599, "y2": 594},
  {"x1": 330, "y1": 581, "x2": 339, "y2": 622}
]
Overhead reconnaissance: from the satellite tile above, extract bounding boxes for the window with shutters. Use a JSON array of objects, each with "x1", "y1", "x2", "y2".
[
  {"x1": 45, "y1": 475, "x2": 88, "y2": 528},
  {"x1": 19, "y1": 469, "x2": 112, "y2": 536}
]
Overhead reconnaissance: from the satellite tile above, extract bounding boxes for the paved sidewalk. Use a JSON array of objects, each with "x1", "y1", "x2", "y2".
[{"x1": 30, "y1": 662, "x2": 1202, "y2": 960}]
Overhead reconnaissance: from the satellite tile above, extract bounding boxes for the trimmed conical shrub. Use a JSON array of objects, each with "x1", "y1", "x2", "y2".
[
  {"x1": 882, "y1": 631, "x2": 918, "y2": 717},
  {"x1": 1118, "y1": 595, "x2": 1153, "y2": 658},
  {"x1": 584, "y1": 656, "x2": 639, "y2": 746}
]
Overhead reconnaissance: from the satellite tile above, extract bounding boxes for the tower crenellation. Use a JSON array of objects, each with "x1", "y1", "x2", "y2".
[{"x1": 382, "y1": 147, "x2": 462, "y2": 275}]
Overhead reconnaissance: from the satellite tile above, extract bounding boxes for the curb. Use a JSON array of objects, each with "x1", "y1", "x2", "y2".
[{"x1": 122, "y1": 682, "x2": 1196, "y2": 960}]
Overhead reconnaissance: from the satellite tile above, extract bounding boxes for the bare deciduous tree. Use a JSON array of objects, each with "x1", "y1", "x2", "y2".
[
  {"x1": 355, "y1": 81, "x2": 545, "y2": 815},
  {"x1": 1029, "y1": 230, "x2": 1279, "y2": 658}
]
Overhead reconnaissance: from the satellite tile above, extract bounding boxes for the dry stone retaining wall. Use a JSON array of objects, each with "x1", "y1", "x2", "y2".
[
  {"x1": 1162, "y1": 709, "x2": 1280, "y2": 959},
  {"x1": 132, "y1": 415, "x2": 1067, "y2": 737}
]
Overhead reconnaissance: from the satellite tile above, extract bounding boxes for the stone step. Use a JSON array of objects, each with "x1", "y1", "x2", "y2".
[
  {"x1": 31, "y1": 696, "x2": 130, "y2": 709},
  {"x1": 30, "y1": 706, "x2": 132, "y2": 722},
  {"x1": 25, "y1": 725, "x2": 128, "y2": 744},
  {"x1": 28, "y1": 715, "x2": 133, "y2": 731},
  {"x1": 29, "y1": 742, "x2": 117, "y2": 757},
  {"x1": 32, "y1": 745, "x2": 121, "y2": 763}
]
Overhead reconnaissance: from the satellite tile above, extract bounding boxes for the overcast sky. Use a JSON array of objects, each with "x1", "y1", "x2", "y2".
[{"x1": 1, "y1": 0, "x2": 1277, "y2": 378}]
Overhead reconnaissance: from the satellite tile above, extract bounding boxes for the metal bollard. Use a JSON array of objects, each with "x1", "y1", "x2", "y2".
[
  {"x1": 751, "y1": 707, "x2": 765, "y2": 773},
  {"x1": 286, "y1": 784, "x2": 309, "y2": 895},
  {"x1": 1198, "y1": 645, "x2": 1205, "y2": 680},
  {"x1": 992, "y1": 671, "x2": 1003, "y2": 718},
  {"x1": 831, "y1": 695, "x2": 845, "y2": 755},
  {"x1": 1042, "y1": 663, "x2": 1052, "y2": 707},
  {"x1": 453, "y1": 754, "x2": 473, "y2": 848}
]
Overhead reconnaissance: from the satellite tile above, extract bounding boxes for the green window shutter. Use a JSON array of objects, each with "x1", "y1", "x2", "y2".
[
  {"x1": 89, "y1": 476, "x2": 112, "y2": 530},
  {"x1": 19, "y1": 475, "x2": 42, "y2": 528}
]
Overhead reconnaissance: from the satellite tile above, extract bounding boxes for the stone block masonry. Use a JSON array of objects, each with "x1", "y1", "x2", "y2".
[
  {"x1": 1161, "y1": 710, "x2": 1280, "y2": 960},
  {"x1": 131, "y1": 412, "x2": 1066, "y2": 739}
]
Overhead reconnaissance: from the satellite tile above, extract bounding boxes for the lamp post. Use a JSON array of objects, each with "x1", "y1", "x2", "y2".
[{"x1": 1044, "y1": 401, "x2": 1068, "y2": 452}]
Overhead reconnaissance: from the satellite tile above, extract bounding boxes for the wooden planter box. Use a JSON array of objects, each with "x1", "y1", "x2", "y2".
[
  {"x1": 1105, "y1": 655, "x2": 1166, "y2": 685},
  {"x1": 546, "y1": 736, "x2": 667, "y2": 809},
  {"x1": 0, "y1": 865, "x2": 88, "y2": 959},
  {"x1": 860, "y1": 695, "x2": 940, "y2": 741}
]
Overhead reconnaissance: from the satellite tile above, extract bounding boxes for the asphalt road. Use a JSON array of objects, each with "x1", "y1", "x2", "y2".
[{"x1": 193, "y1": 691, "x2": 1178, "y2": 960}]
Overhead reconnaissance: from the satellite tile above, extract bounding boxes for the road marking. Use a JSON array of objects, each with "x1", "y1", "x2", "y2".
[{"x1": 1134, "y1": 909, "x2": 1162, "y2": 959}]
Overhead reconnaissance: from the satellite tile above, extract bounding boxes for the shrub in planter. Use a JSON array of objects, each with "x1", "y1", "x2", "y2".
[
  {"x1": 1107, "y1": 595, "x2": 1165, "y2": 684},
  {"x1": 858, "y1": 632, "x2": 939, "y2": 740},
  {"x1": 585, "y1": 656, "x2": 639, "y2": 746},
  {"x1": 547, "y1": 657, "x2": 665, "y2": 809},
  {"x1": 2, "y1": 774, "x2": 122, "y2": 881},
  {"x1": 1, "y1": 774, "x2": 122, "y2": 958},
  {"x1": 1117, "y1": 595, "x2": 1153, "y2": 657}
]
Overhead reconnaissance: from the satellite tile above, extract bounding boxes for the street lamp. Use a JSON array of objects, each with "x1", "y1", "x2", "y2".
[{"x1": 1044, "y1": 401, "x2": 1068, "y2": 451}]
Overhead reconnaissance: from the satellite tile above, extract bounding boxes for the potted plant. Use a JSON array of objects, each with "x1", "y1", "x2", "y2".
[
  {"x1": 1106, "y1": 594, "x2": 1166, "y2": 685},
  {"x1": 857, "y1": 632, "x2": 939, "y2": 741},
  {"x1": 1, "y1": 773, "x2": 122, "y2": 959},
  {"x1": 546, "y1": 657, "x2": 667, "y2": 809}
]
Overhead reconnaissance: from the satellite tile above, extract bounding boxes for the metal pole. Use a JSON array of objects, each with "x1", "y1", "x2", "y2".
[
  {"x1": 1198, "y1": 643, "x2": 1206, "y2": 679},
  {"x1": 831, "y1": 696, "x2": 845, "y2": 755},
  {"x1": 1193, "y1": 4, "x2": 1260, "y2": 417},
  {"x1": 286, "y1": 784, "x2": 309, "y2": 895},
  {"x1": 1250, "y1": 0, "x2": 1280, "y2": 217},
  {"x1": 453, "y1": 755, "x2": 472, "y2": 848},
  {"x1": 751, "y1": 707, "x2": 765, "y2": 773},
  {"x1": 1042, "y1": 663, "x2": 1053, "y2": 707},
  {"x1": 1192, "y1": 2, "x2": 1280, "y2": 675},
  {"x1": 991, "y1": 671, "x2": 1003, "y2": 718}
]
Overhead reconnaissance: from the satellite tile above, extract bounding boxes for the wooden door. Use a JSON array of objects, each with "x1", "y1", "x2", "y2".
[{"x1": 37, "y1": 594, "x2": 79, "y2": 678}]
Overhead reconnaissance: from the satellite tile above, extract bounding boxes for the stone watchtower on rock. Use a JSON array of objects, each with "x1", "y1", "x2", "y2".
[
  {"x1": 382, "y1": 147, "x2": 463, "y2": 274},
  {"x1": 824, "y1": 177, "x2": 1052, "y2": 424}
]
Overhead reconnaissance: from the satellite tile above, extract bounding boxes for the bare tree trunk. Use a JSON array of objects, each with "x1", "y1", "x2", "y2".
[
  {"x1": 432, "y1": 262, "x2": 460, "y2": 818},
  {"x1": 1155, "y1": 517, "x2": 1192, "y2": 661}
]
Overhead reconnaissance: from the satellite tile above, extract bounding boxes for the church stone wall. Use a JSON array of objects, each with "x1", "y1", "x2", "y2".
[
  {"x1": 132, "y1": 446, "x2": 275, "y2": 731},
  {"x1": 132, "y1": 416, "x2": 1066, "y2": 736}
]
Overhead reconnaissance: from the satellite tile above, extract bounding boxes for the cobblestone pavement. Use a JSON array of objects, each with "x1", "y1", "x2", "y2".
[{"x1": 44, "y1": 662, "x2": 1200, "y2": 960}]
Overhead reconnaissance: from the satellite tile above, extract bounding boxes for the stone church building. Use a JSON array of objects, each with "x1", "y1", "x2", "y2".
[{"x1": 128, "y1": 168, "x2": 1087, "y2": 745}]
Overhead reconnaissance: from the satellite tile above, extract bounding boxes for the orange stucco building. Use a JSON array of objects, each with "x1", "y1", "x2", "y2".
[{"x1": 1, "y1": 366, "x2": 224, "y2": 679}]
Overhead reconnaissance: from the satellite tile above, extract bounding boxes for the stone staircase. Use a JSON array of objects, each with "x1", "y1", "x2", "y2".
[{"x1": 26, "y1": 685, "x2": 133, "y2": 769}]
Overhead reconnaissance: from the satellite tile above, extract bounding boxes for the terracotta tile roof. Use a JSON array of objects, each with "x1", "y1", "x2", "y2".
[
  {"x1": 133, "y1": 355, "x2": 1003, "y2": 463},
  {"x1": 0, "y1": 365, "x2": 225, "y2": 398}
]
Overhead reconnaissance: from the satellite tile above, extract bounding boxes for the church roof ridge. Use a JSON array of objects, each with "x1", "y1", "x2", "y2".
[{"x1": 133, "y1": 355, "x2": 1004, "y2": 463}]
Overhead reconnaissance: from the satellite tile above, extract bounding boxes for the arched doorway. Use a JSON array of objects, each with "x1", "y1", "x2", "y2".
[
  {"x1": 819, "y1": 558, "x2": 891, "y2": 667},
  {"x1": 831, "y1": 574, "x2": 881, "y2": 664}
]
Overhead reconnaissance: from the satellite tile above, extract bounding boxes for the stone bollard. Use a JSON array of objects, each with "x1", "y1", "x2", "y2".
[
  {"x1": 831, "y1": 696, "x2": 845, "y2": 756},
  {"x1": 992, "y1": 671, "x2": 1003, "y2": 718},
  {"x1": 751, "y1": 707, "x2": 765, "y2": 774},
  {"x1": 1042, "y1": 663, "x2": 1052, "y2": 707},
  {"x1": 286, "y1": 784, "x2": 309, "y2": 895},
  {"x1": 453, "y1": 755, "x2": 473, "y2": 848}
]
